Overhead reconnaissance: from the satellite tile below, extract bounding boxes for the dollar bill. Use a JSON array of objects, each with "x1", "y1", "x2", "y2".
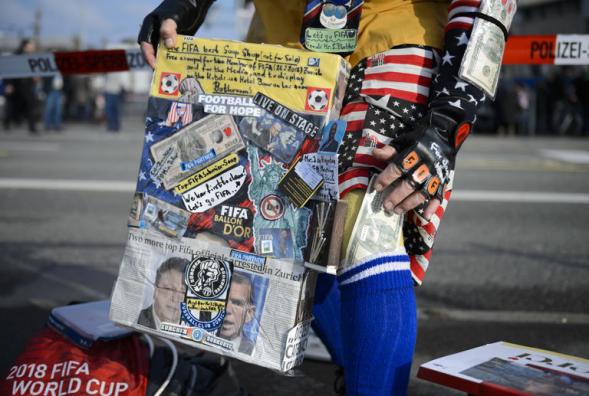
[
  {"x1": 459, "y1": 0, "x2": 517, "y2": 98},
  {"x1": 150, "y1": 114, "x2": 245, "y2": 190},
  {"x1": 479, "y1": 0, "x2": 516, "y2": 30},
  {"x1": 342, "y1": 177, "x2": 404, "y2": 271}
]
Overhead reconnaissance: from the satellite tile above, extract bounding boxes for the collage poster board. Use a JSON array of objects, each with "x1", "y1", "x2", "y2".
[{"x1": 110, "y1": 36, "x2": 349, "y2": 372}]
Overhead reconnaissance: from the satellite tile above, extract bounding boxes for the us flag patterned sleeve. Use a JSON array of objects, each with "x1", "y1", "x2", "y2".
[
  {"x1": 406, "y1": 176, "x2": 453, "y2": 285},
  {"x1": 408, "y1": 0, "x2": 508, "y2": 284},
  {"x1": 337, "y1": 46, "x2": 437, "y2": 194},
  {"x1": 429, "y1": 0, "x2": 486, "y2": 126},
  {"x1": 336, "y1": 0, "x2": 512, "y2": 284}
]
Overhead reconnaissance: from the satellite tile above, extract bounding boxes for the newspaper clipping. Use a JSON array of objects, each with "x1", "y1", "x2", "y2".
[{"x1": 111, "y1": 228, "x2": 310, "y2": 370}]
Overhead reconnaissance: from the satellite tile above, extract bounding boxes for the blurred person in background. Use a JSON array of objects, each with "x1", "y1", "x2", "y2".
[
  {"x1": 103, "y1": 72, "x2": 129, "y2": 132},
  {"x1": 515, "y1": 82, "x2": 530, "y2": 135},
  {"x1": 574, "y1": 68, "x2": 589, "y2": 136},
  {"x1": 3, "y1": 39, "x2": 41, "y2": 134},
  {"x1": 552, "y1": 67, "x2": 583, "y2": 136},
  {"x1": 42, "y1": 74, "x2": 64, "y2": 132},
  {"x1": 69, "y1": 75, "x2": 93, "y2": 122},
  {"x1": 494, "y1": 80, "x2": 519, "y2": 136}
]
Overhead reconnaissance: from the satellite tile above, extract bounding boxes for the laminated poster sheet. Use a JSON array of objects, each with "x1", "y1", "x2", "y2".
[{"x1": 110, "y1": 36, "x2": 350, "y2": 371}]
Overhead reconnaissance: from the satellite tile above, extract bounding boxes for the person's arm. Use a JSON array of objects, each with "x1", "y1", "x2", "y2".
[
  {"x1": 373, "y1": 0, "x2": 517, "y2": 219},
  {"x1": 138, "y1": 0, "x2": 215, "y2": 68}
]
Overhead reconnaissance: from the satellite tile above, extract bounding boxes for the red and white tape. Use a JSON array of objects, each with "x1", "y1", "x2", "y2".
[
  {"x1": 0, "y1": 49, "x2": 149, "y2": 79},
  {"x1": 0, "y1": 35, "x2": 587, "y2": 79},
  {"x1": 503, "y1": 34, "x2": 589, "y2": 65}
]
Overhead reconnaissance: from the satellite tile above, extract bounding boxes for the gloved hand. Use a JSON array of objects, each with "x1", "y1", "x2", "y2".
[
  {"x1": 372, "y1": 107, "x2": 471, "y2": 219},
  {"x1": 138, "y1": 0, "x2": 214, "y2": 68}
]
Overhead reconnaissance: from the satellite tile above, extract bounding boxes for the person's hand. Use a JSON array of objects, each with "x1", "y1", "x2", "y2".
[
  {"x1": 137, "y1": 0, "x2": 214, "y2": 69},
  {"x1": 139, "y1": 19, "x2": 178, "y2": 69},
  {"x1": 372, "y1": 111, "x2": 469, "y2": 220}
]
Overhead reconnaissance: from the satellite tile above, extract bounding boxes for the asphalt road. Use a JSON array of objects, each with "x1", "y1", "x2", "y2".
[{"x1": 1, "y1": 118, "x2": 588, "y2": 395}]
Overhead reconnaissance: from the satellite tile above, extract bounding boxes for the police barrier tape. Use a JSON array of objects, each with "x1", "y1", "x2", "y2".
[
  {"x1": 1, "y1": 35, "x2": 589, "y2": 78},
  {"x1": 0, "y1": 48, "x2": 149, "y2": 78},
  {"x1": 503, "y1": 34, "x2": 589, "y2": 65}
]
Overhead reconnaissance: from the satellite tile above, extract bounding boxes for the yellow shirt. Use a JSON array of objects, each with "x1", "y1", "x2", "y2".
[
  {"x1": 248, "y1": 0, "x2": 448, "y2": 67},
  {"x1": 247, "y1": 0, "x2": 449, "y2": 259}
]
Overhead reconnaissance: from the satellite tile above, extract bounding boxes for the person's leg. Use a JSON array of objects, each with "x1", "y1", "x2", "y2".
[
  {"x1": 43, "y1": 92, "x2": 52, "y2": 130},
  {"x1": 3, "y1": 95, "x2": 15, "y2": 130},
  {"x1": 105, "y1": 94, "x2": 115, "y2": 131},
  {"x1": 54, "y1": 92, "x2": 63, "y2": 130},
  {"x1": 112, "y1": 93, "x2": 121, "y2": 131},
  {"x1": 311, "y1": 273, "x2": 344, "y2": 366},
  {"x1": 24, "y1": 95, "x2": 38, "y2": 133},
  {"x1": 44, "y1": 91, "x2": 58, "y2": 130},
  {"x1": 338, "y1": 255, "x2": 416, "y2": 396}
]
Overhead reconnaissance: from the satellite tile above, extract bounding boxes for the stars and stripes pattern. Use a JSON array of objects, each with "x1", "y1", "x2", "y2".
[
  {"x1": 400, "y1": 0, "x2": 488, "y2": 282},
  {"x1": 338, "y1": 45, "x2": 436, "y2": 188},
  {"x1": 361, "y1": 46, "x2": 437, "y2": 107},
  {"x1": 404, "y1": 173, "x2": 454, "y2": 284},
  {"x1": 343, "y1": 59, "x2": 367, "y2": 107},
  {"x1": 353, "y1": 104, "x2": 408, "y2": 171},
  {"x1": 165, "y1": 101, "x2": 193, "y2": 128},
  {"x1": 334, "y1": 0, "x2": 491, "y2": 284},
  {"x1": 431, "y1": 0, "x2": 485, "y2": 124},
  {"x1": 446, "y1": 0, "x2": 481, "y2": 32},
  {"x1": 337, "y1": 101, "x2": 367, "y2": 172},
  {"x1": 336, "y1": 44, "x2": 444, "y2": 283}
]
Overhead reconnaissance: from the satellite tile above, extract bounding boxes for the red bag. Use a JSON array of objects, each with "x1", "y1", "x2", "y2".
[{"x1": 2, "y1": 328, "x2": 148, "y2": 396}]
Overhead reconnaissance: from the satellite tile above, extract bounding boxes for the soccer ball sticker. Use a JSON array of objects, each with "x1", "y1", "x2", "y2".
[
  {"x1": 305, "y1": 87, "x2": 330, "y2": 112},
  {"x1": 159, "y1": 72, "x2": 181, "y2": 96}
]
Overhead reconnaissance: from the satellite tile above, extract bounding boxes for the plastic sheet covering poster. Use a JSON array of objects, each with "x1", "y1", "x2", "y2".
[{"x1": 110, "y1": 35, "x2": 349, "y2": 371}]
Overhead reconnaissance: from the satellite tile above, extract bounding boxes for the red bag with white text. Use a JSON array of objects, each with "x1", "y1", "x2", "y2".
[{"x1": 1, "y1": 328, "x2": 148, "y2": 396}]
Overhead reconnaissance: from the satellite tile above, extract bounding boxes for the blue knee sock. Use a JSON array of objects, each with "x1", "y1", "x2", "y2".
[
  {"x1": 338, "y1": 254, "x2": 417, "y2": 396},
  {"x1": 312, "y1": 273, "x2": 345, "y2": 366}
]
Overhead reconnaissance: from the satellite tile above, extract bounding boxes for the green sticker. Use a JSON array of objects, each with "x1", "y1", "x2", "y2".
[{"x1": 304, "y1": 28, "x2": 358, "y2": 53}]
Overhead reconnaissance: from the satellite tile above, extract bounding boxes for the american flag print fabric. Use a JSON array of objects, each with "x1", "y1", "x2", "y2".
[
  {"x1": 336, "y1": 0, "x2": 491, "y2": 283},
  {"x1": 336, "y1": 45, "x2": 446, "y2": 284},
  {"x1": 446, "y1": 0, "x2": 481, "y2": 32},
  {"x1": 337, "y1": 101, "x2": 366, "y2": 172},
  {"x1": 431, "y1": 0, "x2": 485, "y2": 124},
  {"x1": 361, "y1": 46, "x2": 437, "y2": 108},
  {"x1": 339, "y1": 45, "x2": 437, "y2": 181},
  {"x1": 165, "y1": 101, "x2": 193, "y2": 128},
  {"x1": 343, "y1": 59, "x2": 367, "y2": 107},
  {"x1": 334, "y1": 0, "x2": 492, "y2": 283}
]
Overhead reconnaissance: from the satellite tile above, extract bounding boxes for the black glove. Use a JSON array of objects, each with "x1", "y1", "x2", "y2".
[
  {"x1": 391, "y1": 104, "x2": 471, "y2": 201},
  {"x1": 138, "y1": 0, "x2": 214, "y2": 49}
]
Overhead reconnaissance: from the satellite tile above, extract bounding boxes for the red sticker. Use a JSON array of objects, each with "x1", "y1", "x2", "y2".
[
  {"x1": 454, "y1": 122, "x2": 471, "y2": 149},
  {"x1": 224, "y1": 127, "x2": 232, "y2": 136},
  {"x1": 305, "y1": 87, "x2": 331, "y2": 112},
  {"x1": 260, "y1": 194, "x2": 285, "y2": 220},
  {"x1": 159, "y1": 72, "x2": 181, "y2": 96}
]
